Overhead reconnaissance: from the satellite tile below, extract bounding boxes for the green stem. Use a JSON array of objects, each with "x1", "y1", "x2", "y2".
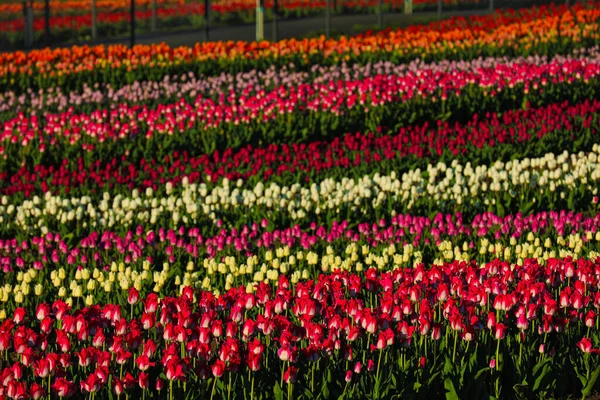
[
  {"x1": 363, "y1": 334, "x2": 371, "y2": 365},
  {"x1": 311, "y1": 362, "x2": 315, "y2": 393},
  {"x1": 495, "y1": 338, "x2": 501, "y2": 398},
  {"x1": 452, "y1": 330, "x2": 458, "y2": 364},
  {"x1": 210, "y1": 377, "x2": 218, "y2": 400},
  {"x1": 281, "y1": 360, "x2": 287, "y2": 389},
  {"x1": 228, "y1": 372, "x2": 232, "y2": 399},
  {"x1": 375, "y1": 349, "x2": 383, "y2": 385}
]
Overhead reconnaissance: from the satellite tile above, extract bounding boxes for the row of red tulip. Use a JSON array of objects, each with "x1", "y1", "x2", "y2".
[
  {"x1": 0, "y1": 258, "x2": 599, "y2": 399},
  {"x1": 0, "y1": 98, "x2": 597, "y2": 199}
]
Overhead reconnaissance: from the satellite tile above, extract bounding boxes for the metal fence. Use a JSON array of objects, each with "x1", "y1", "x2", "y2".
[{"x1": 0, "y1": 0, "x2": 584, "y2": 51}]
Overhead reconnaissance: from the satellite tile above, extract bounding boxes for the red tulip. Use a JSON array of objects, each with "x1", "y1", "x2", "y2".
[
  {"x1": 141, "y1": 312, "x2": 155, "y2": 330},
  {"x1": 277, "y1": 345, "x2": 293, "y2": 361},
  {"x1": 36, "y1": 304, "x2": 50, "y2": 321},
  {"x1": 7, "y1": 380, "x2": 27, "y2": 400},
  {"x1": 112, "y1": 378, "x2": 124, "y2": 396},
  {"x1": 367, "y1": 359, "x2": 376, "y2": 372},
  {"x1": 354, "y1": 362, "x2": 362, "y2": 374},
  {"x1": 585, "y1": 311, "x2": 596, "y2": 328},
  {"x1": 33, "y1": 358, "x2": 51, "y2": 378},
  {"x1": 30, "y1": 383, "x2": 44, "y2": 400},
  {"x1": 283, "y1": 366, "x2": 298, "y2": 384},
  {"x1": 13, "y1": 308, "x2": 25, "y2": 325},
  {"x1": 211, "y1": 360, "x2": 226, "y2": 378},
  {"x1": 577, "y1": 337, "x2": 593, "y2": 353},
  {"x1": 53, "y1": 378, "x2": 76, "y2": 398},
  {"x1": 494, "y1": 323, "x2": 507, "y2": 340},
  {"x1": 345, "y1": 370, "x2": 353, "y2": 382},
  {"x1": 139, "y1": 371, "x2": 149, "y2": 389},
  {"x1": 128, "y1": 287, "x2": 140, "y2": 305},
  {"x1": 248, "y1": 353, "x2": 262, "y2": 372}
]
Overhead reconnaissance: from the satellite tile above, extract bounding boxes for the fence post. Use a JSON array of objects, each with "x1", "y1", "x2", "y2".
[
  {"x1": 325, "y1": 0, "x2": 331, "y2": 38},
  {"x1": 91, "y1": 0, "x2": 97, "y2": 40},
  {"x1": 130, "y1": 0, "x2": 135, "y2": 47},
  {"x1": 151, "y1": 0, "x2": 157, "y2": 32},
  {"x1": 489, "y1": 0, "x2": 494, "y2": 12},
  {"x1": 204, "y1": 0, "x2": 210, "y2": 41},
  {"x1": 377, "y1": 0, "x2": 383, "y2": 29},
  {"x1": 256, "y1": 0, "x2": 264, "y2": 41},
  {"x1": 23, "y1": 1, "x2": 33, "y2": 48},
  {"x1": 437, "y1": 0, "x2": 441, "y2": 19},
  {"x1": 404, "y1": 0, "x2": 412, "y2": 15},
  {"x1": 44, "y1": 0, "x2": 50, "y2": 40},
  {"x1": 272, "y1": 0, "x2": 278, "y2": 42}
]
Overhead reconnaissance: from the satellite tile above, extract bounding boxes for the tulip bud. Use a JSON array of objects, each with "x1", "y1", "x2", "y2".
[
  {"x1": 128, "y1": 287, "x2": 140, "y2": 305},
  {"x1": 345, "y1": 371, "x2": 353, "y2": 383},
  {"x1": 367, "y1": 359, "x2": 375, "y2": 373}
]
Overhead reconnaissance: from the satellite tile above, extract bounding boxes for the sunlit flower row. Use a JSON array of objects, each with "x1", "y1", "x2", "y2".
[
  {"x1": 0, "y1": 258, "x2": 598, "y2": 399},
  {"x1": 1, "y1": 147, "x2": 598, "y2": 235},
  {"x1": 4, "y1": 54, "x2": 600, "y2": 155},
  {"x1": 3, "y1": 49, "x2": 596, "y2": 118},
  {"x1": 1, "y1": 221, "x2": 600, "y2": 311}
]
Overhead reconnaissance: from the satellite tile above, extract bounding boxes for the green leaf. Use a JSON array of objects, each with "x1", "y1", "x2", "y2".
[
  {"x1": 444, "y1": 378, "x2": 460, "y2": 400},
  {"x1": 274, "y1": 381, "x2": 284, "y2": 400},
  {"x1": 496, "y1": 201, "x2": 505, "y2": 218},
  {"x1": 473, "y1": 367, "x2": 490, "y2": 381},
  {"x1": 571, "y1": 356, "x2": 587, "y2": 386},
  {"x1": 443, "y1": 356, "x2": 455, "y2": 375},
  {"x1": 532, "y1": 359, "x2": 552, "y2": 392},
  {"x1": 427, "y1": 371, "x2": 442, "y2": 386},
  {"x1": 582, "y1": 364, "x2": 600, "y2": 397},
  {"x1": 513, "y1": 383, "x2": 528, "y2": 399}
]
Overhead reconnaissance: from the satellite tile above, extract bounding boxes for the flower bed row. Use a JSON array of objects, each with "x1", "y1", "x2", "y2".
[
  {"x1": 1, "y1": 2, "x2": 598, "y2": 92},
  {"x1": 0, "y1": 209, "x2": 599, "y2": 306},
  {"x1": 1, "y1": 146, "x2": 599, "y2": 239},
  {"x1": 3, "y1": 53, "x2": 600, "y2": 170},
  {"x1": 2, "y1": 98, "x2": 598, "y2": 199},
  {"x1": 0, "y1": 258, "x2": 599, "y2": 399},
  {"x1": 6, "y1": 50, "x2": 596, "y2": 119}
]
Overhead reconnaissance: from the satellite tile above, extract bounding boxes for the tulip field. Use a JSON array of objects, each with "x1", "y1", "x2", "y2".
[{"x1": 4, "y1": 1, "x2": 600, "y2": 399}]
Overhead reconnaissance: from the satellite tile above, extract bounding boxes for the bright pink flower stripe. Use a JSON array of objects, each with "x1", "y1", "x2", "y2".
[
  {"x1": 0, "y1": 209, "x2": 595, "y2": 271},
  {"x1": 2, "y1": 56, "x2": 598, "y2": 153}
]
